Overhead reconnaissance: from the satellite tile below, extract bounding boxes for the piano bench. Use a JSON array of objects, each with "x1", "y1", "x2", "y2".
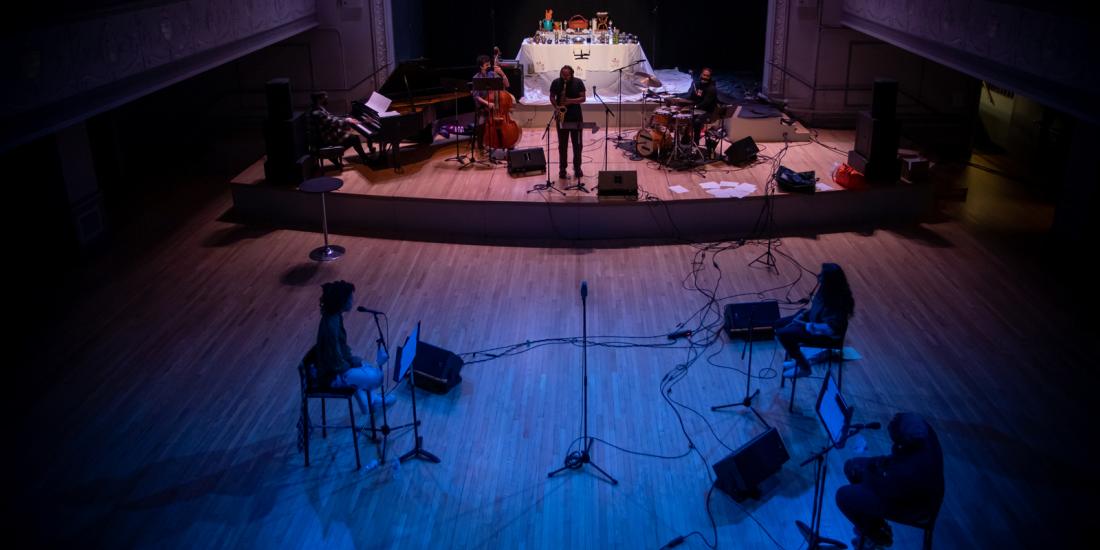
[{"x1": 315, "y1": 146, "x2": 346, "y2": 171}]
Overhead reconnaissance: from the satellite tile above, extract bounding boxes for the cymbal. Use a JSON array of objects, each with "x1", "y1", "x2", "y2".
[
  {"x1": 665, "y1": 97, "x2": 693, "y2": 106},
  {"x1": 633, "y1": 72, "x2": 662, "y2": 88}
]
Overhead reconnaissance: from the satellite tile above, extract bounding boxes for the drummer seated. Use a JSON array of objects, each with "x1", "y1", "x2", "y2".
[{"x1": 683, "y1": 67, "x2": 718, "y2": 142}]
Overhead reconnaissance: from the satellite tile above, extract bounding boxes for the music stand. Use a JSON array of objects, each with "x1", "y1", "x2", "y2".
[
  {"x1": 471, "y1": 77, "x2": 506, "y2": 166},
  {"x1": 794, "y1": 373, "x2": 853, "y2": 550},
  {"x1": 395, "y1": 321, "x2": 439, "y2": 464},
  {"x1": 440, "y1": 77, "x2": 471, "y2": 166}
]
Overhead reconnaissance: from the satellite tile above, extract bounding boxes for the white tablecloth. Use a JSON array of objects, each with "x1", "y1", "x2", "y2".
[{"x1": 516, "y1": 40, "x2": 659, "y2": 103}]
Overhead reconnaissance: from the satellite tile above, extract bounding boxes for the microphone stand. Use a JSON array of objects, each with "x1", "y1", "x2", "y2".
[
  {"x1": 528, "y1": 111, "x2": 565, "y2": 195},
  {"x1": 610, "y1": 59, "x2": 644, "y2": 142},
  {"x1": 363, "y1": 310, "x2": 415, "y2": 464},
  {"x1": 795, "y1": 423, "x2": 874, "y2": 549},
  {"x1": 548, "y1": 281, "x2": 618, "y2": 485},
  {"x1": 591, "y1": 86, "x2": 616, "y2": 175},
  {"x1": 711, "y1": 308, "x2": 768, "y2": 427}
]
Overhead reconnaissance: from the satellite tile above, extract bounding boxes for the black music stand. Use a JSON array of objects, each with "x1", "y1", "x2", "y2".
[
  {"x1": 591, "y1": 86, "x2": 615, "y2": 177},
  {"x1": 562, "y1": 121, "x2": 600, "y2": 193},
  {"x1": 795, "y1": 373, "x2": 856, "y2": 550},
  {"x1": 471, "y1": 77, "x2": 506, "y2": 166},
  {"x1": 395, "y1": 321, "x2": 439, "y2": 464},
  {"x1": 440, "y1": 77, "x2": 471, "y2": 166},
  {"x1": 528, "y1": 113, "x2": 566, "y2": 195}
]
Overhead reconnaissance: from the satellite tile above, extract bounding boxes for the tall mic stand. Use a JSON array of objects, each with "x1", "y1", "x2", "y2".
[
  {"x1": 610, "y1": 59, "x2": 644, "y2": 141},
  {"x1": 592, "y1": 86, "x2": 615, "y2": 174},
  {"x1": 548, "y1": 281, "x2": 618, "y2": 485},
  {"x1": 711, "y1": 309, "x2": 768, "y2": 427},
  {"x1": 528, "y1": 112, "x2": 565, "y2": 195},
  {"x1": 363, "y1": 310, "x2": 415, "y2": 464},
  {"x1": 795, "y1": 423, "x2": 874, "y2": 550}
]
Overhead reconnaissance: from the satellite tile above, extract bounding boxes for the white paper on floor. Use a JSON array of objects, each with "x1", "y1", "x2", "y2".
[
  {"x1": 698, "y1": 182, "x2": 721, "y2": 190},
  {"x1": 668, "y1": 185, "x2": 689, "y2": 194}
]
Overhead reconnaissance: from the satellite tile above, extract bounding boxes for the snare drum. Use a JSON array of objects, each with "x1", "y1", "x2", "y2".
[
  {"x1": 635, "y1": 127, "x2": 670, "y2": 157},
  {"x1": 651, "y1": 107, "x2": 674, "y2": 127}
]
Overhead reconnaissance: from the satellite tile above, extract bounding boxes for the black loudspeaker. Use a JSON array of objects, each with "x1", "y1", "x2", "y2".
[
  {"x1": 265, "y1": 78, "x2": 293, "y2": 121},
  {"x1": 411, "y1": 342, "x2": 464, "y2": 394},
  {"x1": 871, "y1": 78, "x2": 898, "y2": 119},
  {"x1": 725, "y1": 136, "x2": 759, "y2": 165},
  {"x1": 497, "y1": 61, "x2": 525, "y2": 99},
  {"x1": 507, "y1": 147, "x2": 546, "y2": 175},
  {"x1": 263, "y1": 111, "x2": 308, "y2": 185},
  {"x1": 854, "y1": 111, "x2": 899, "y2": 160},
  {"x1": 712, "y1": 427, "x2": 790, "y2": 501},
  {"x1": 596, "y1": 170, "x2": 638, "y2": 199},
  {"x1": 848, "y1": 150, "x2": 900, "y2": 183}
]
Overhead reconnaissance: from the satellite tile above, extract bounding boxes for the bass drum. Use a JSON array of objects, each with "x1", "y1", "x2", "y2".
[{"x1": 635, "y1": 127, "x2": 670, "y2": 158}]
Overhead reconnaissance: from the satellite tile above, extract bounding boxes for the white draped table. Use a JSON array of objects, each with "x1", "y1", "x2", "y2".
[{"x1": 516, "y1": 40, "x2": 660, "y2": 103}]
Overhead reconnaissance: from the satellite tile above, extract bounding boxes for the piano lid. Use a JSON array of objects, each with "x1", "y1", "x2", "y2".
[{"x1": 378, "y1": 58, "x2": 479, "y2": 99}]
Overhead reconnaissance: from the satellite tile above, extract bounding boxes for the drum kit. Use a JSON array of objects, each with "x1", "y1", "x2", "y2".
[{"x1": 631, "y1": 78, "x2": 711, "y2": 164}]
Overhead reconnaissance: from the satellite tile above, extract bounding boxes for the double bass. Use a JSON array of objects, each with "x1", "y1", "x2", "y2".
[{"x1": 482, "y1": 46, "x2": 521, "y2": 150}]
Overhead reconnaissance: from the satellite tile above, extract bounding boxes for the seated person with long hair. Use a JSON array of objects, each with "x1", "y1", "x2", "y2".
[
  {"x1": 774, "y1": 262, "x2": 854, "y2": 379},
  {"x1": 315, "y1": 280, "x2": 394, "y2": 415},
  {"x1": 836, "y1": 412, "x2": 944, "y2": 549}
]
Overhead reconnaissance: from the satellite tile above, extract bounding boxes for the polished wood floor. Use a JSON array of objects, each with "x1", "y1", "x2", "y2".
[
  {"x1": 16, "y1": 152, "x2": 1092, "y2": 549},
  {"x1": 231, "y1": 128, "x2": 854, "y2": 203}
]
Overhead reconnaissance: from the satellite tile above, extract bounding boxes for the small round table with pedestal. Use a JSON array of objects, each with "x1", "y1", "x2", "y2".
[{"x1": 299, "y1": 176, "x2": 345, "y2": 262}]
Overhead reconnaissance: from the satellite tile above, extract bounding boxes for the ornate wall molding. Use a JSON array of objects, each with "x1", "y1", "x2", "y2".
[{"x1": 767, "y1": 0, "x2": 790, "y2": 98}]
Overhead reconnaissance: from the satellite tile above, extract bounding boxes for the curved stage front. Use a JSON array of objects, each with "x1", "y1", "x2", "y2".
[{"x1": 230, "y1": 128, "x2": 932, "y2": 244}]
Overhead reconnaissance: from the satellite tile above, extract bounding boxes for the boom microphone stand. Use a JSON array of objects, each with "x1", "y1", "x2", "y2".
[
  {"x1": 548, "y1": 281, "x2": 618, "y2": 485},
  {"x1": 357, "y1": 307, "x2": 415, "y2": 464},
  {"x1": 610, "y1": 59, "x2": 644, "y2": 142}
]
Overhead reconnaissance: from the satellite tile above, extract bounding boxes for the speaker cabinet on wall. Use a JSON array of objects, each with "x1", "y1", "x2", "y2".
[
  {"x1": 854, "y1": 111, "x2": 899, "y2": 160},
  {"x1": 871, "y1": 78, "x2": 898, "y2": 119},
  {"x1": 265, "y1": 78, "x2": 293, "y2": 121}
]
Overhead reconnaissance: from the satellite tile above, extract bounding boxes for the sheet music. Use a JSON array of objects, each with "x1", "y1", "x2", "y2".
[{"x1": 366, "y1": 91, "x2": 401, "y2": 117}]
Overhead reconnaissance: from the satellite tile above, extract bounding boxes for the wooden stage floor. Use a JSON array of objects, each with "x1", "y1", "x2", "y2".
[{"x1": 231, "y1": 128, "x2": 932, "y2": 243}]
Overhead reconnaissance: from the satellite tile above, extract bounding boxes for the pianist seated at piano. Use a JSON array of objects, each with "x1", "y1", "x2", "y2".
[{"x1": 309, "y1": 91, "x2": 375, "y2": 164}]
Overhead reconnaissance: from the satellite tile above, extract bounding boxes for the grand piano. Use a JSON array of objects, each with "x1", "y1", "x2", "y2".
[{"x1": 352, "y1": 58, "x2": 478, "y2": 171}]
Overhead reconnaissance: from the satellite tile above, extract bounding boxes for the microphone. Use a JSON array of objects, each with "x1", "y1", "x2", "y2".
[
  {"x1": 356, "y1": 306, "x2": 384, "y2": 315},
  {"x1": 580, "y1": 280, "x2": 588, "y2": 300}
]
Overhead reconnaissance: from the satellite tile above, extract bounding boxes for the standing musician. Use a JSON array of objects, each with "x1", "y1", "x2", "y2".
[
  {"x1": 471, "y1": 54, "x2": 510, "y2": 155},
  {"x1": 549, "y1": 65, "x2": 587, "y2": 178},
  {"x1": 684, "y1": 67, "x2": 718, "y2": 143}
]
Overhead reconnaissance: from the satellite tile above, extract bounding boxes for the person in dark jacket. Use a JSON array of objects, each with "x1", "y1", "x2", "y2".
[
  {"x1": 315, "y1": 280, "x2": 393, "y2": 414},
  {"x1": 774, "y1": 262, "x2": 855, "y2": 378},
  {"x1": 836, "y1": 412, "x2": 945, "y2": 548}
]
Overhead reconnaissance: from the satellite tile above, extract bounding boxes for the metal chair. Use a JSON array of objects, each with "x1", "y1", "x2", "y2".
[
  {"x1": 780, "y1": 332, "x2": 846, "y2": 412},
  {"x1": 296, "y1": 347, "x2": 377, "y2": 469}
]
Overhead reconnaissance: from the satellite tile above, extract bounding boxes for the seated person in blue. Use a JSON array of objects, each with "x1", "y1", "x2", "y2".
[
  {"x1": 774, "y1": 262, "x2": 854, "y2": 378},
  {"x1": 315, "y1": 280, "x2": 394, "y2": 414},
  {"x1": 836, "y1": 412, "x2": 944, "y2": 549}
]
